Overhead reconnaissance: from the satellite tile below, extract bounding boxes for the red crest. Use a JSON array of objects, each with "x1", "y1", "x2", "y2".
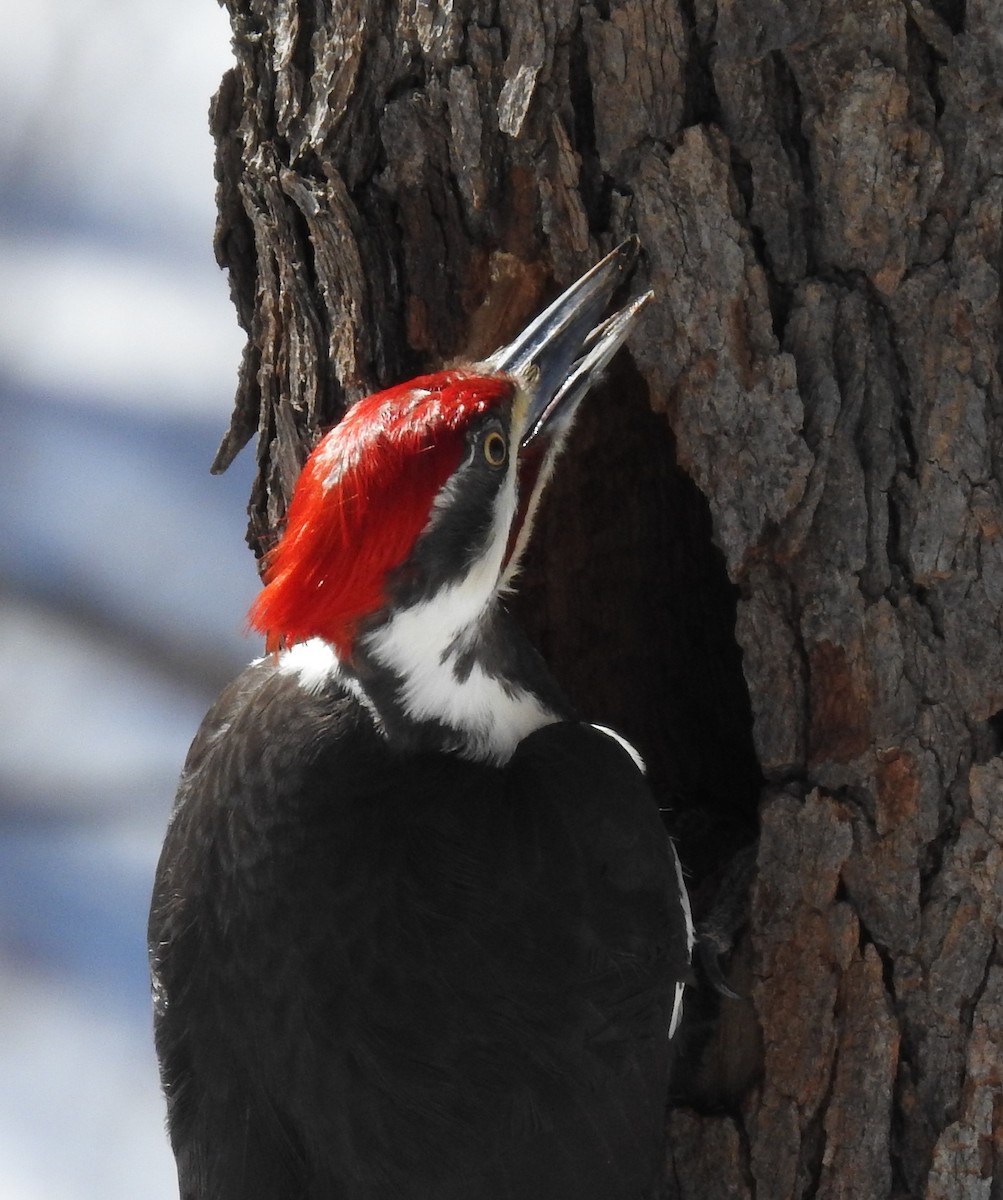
[{"x1": 248, "y1": 371, "x2": 514, "y2": 656}]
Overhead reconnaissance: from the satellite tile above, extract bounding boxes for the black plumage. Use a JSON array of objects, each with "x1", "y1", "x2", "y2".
[{"x1": 150, "y1": 662, "x2": 688, "y2": 1199}]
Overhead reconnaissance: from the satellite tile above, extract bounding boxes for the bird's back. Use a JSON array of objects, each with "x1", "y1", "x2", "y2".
[{"x1": 150, "y1": 658, "x2": 687, "y2": 1200}]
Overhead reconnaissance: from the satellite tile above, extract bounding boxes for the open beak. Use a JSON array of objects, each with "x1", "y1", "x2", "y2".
[{"x1": 483, "y1": 239, "x2": 653, "y2": 447}]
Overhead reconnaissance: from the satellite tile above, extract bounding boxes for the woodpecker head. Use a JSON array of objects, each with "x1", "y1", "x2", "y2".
[{"x1": 249, "y1": 240, "x2": 651, "y2": 758}]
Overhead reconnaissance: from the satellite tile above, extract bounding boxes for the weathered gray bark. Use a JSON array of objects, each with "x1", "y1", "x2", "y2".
[{"x1": 210, "y1": 1, "x2": 1003, "y2": 1195}]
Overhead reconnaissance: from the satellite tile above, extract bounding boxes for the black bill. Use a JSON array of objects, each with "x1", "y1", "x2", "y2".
[{"x1": 484, "y1": 239, "x2": 653, "y2": 447}]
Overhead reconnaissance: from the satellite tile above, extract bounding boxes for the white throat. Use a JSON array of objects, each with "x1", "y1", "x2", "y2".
[
  {"x1": 365, "y1": 592, "x2": 559, "y2": 765},
  {"x1": 278, "y1": 616, "x2": 559, "y2": 766}
]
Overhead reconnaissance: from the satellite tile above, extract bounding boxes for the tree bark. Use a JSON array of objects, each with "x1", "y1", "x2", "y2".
[{"x1": 210, "y1": 1, "x2": 1003, "y2": 1195}]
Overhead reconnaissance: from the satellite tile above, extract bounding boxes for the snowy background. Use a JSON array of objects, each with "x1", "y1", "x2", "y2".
[{"x1": 0, "y1": 3, "x2": 259, "y2": 1196}]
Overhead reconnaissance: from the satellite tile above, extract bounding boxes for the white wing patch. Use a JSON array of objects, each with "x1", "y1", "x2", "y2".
[
  {"x1": 590, "y1": 724, "x2": 647, "y2": 774},
  {"x1": 590, "y1": 722, "x2": 692, "y2": 1038},
  {"x1": 669, "y1": 841, "x2": 694, "y2": 1039},
  {"x1": 669, "y1": 981, "x2": 686, "y2": 1039}
]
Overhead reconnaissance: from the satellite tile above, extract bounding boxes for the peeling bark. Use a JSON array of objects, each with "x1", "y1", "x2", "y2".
[{"x1": 210, "y1": 0, "x2": 1003, "y2": 1194}]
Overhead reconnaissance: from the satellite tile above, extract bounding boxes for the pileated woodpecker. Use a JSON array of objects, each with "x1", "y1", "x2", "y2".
[{"x1": 150, "y1": 240, "x2": 693, "y2": 1200}]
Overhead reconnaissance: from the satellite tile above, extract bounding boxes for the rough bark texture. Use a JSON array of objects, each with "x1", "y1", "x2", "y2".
[{"x1": 210, "y1": 0, "x2": 1003, "y2": 1195}]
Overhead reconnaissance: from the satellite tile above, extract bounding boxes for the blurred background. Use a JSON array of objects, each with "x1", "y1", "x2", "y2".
[{"x1": 0, "y1": 3, "x2": 258, "y2": 1196}]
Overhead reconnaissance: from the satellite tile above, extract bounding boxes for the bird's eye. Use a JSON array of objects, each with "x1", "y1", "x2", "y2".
[{"x1": 482, "y1": 430, "x2": 508, "y2": 468}]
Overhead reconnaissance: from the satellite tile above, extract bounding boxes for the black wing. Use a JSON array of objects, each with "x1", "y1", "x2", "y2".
[{"x1": 150, "y1": 667, "x2": 689, "y2": 1200}]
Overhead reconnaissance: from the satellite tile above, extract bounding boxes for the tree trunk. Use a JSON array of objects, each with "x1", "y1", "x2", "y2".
[{"x1": 209, "y1": 1, "x2": 1003, "y2": 1195}]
